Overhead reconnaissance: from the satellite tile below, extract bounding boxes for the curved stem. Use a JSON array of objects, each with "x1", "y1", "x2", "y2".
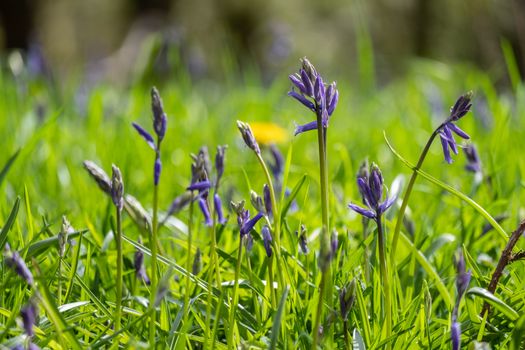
[
  {"x1": 390, "y1": 127, "x2": 442, "y2": 261},
  {"x1": 312, "y1": 271, "x2": 326, "y2": 349},
  {"x1": 228, "y1": 240, "x2": 243, "y2": 349},
  {"x1": 376, "y1": 214, "x2": 391, "y2": 348},
  {"x1": 205, "y1": 198, "x2": 219, "y2": 348},
  {"x1": 115, "y1": 207, "x2": 123, "y2": 334}
]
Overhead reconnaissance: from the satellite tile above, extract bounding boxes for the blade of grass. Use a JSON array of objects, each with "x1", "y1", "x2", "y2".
[
  {"x1": 466, "y1": 287, "x2": 519, "y2": 321},
  {"x1": 270, "y1": 285, "x2": 289, "y2": 349},
  {"x1": 0, "y1": 149, "x2": 20, "y2": 188},
  {"x1": 0, "y1": 196, "x2": 21, "y2": 250}
]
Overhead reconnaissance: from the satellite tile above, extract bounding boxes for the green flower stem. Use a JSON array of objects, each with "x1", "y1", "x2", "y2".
[
  {"x1": 205, "y1": 201, "x2": 220, "y2": 347},
  {"x1": 312, "y1": 104, "x2": 333, "y2": 349},
  {"x1": 376, "y1": 214, "x2": 391, "y2": 348},
  {"x1": 255, "y1": 153, "x2": 285, "y2": 288},
  {"x1": 228, "y1": 240, "x2": 243, "y2": 349},
  {"x1": 390, "y1": 127, "x2": 441, "y2": 262},
  {"x1": 149, "y1": 181, "x2": 160, "y2": 346},
  {"x1": 268, "y1": 256, "x2": 277, "y2": 309},
  {"x1": 115, "y1": 206, "x2": 123, "y2": 334},
  {"x1": 183, "y1": 193, "x2": 195, "y2": 325}
]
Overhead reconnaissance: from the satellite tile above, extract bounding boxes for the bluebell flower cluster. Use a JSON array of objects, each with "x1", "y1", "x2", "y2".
[
  {"x1": 348, "y1": 163, "x2": 395, "y2": 220},
  {"x1": 288, "y1": 58, "x2": 339, "y2": 135},
  {"x1": 439, "y1": 93, "x2": 472, "y2": 164}
]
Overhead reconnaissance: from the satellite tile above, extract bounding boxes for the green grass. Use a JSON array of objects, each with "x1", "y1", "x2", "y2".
[{"x1": 1, "y1": 53, "x2": 525, "y2": 349}]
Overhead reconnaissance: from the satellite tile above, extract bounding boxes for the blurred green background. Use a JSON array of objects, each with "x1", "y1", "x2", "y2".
[{"x1": 0, "y1": 0, "x2": 524, "y2": 85}]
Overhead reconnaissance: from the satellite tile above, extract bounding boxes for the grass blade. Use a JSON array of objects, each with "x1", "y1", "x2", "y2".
[
  {"x1": 466, "y1": 287, "x2": 519, "y2": 321},
  {"x1": 0, "y1": 196, "x2": 21, "y2": 250},
  {"x1": 269, "y1": 285, "x2": 289, "y2": 349},
  {"x1": 0, "y1": 149, "x2": 20, "y2": 188}
]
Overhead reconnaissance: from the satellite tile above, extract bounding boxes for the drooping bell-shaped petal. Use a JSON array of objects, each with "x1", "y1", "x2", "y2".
[
  {"x1": 215, "y1": 145, "x2": 227, "y2": 184},
  {"x1": 463, "y1": 144, "x2": 481, "y2": 173},
  {"x1": 187, "y1": 180, "x2": 212, "y2": 192},
  {"x1": 134, "y1": 246, "x2": 151, "y2": 285},
  {"x1": 214, "y1": 194, "x2": 227, "y2": 225},
  {"x1": 287, "y1": 90, "x2": 315, "y2": 111},
  {"x1": 132, "y1": 122, "x2": 156, "y2": 151},
  {"x1": 154, "y1": 157, "x2": 162, "y2": 186},
  {"x1": 289, "y1": 73, "x2": 306, "y2": 94},
  {"x1": 263, "y1": 184, "x2": 272, "y2": 218},
  {"x1": 240, "y1": 212, "x2": 263, "y2": 237},
  {"x1": 21, "y1": 303, "x2": 37, "y2": 337},
  {"x1": 300, "y1": 69, "x2": 314, "y2": 96},
  {"x1": 4, "y1": 244, "x2": 34, "y2": 286},
  {"x1": 451, "y1": 321, "x2": 461, "y2": 350},
  {"x1": 448, "y1": 122, "x2": 470, "y2": 139},
  {"x1": 237, "y1": 121, "x2": 261, "y2": 154},
  {"x1": 198, "y1": 197, "x2": 213, "y2": 227},
  {"x1": 294, "y1": 120, "x2": 317, "y2": 136},
  {"x1": 151, "y1": 87, "x2": 167, "y2": 140},
  {"x1": 262, "y1": 225, "x2": 273, "y2": 258},
  {"x1": 348, "y1": 202, "x2": 376, "y2": 219}
]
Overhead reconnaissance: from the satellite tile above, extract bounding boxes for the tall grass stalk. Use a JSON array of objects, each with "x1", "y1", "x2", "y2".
[
  {"x1": 149, "y1": 180, "x2": 160, "y2": 345},
  {"x1": 228, "y1": 240, "x2": 243, "y2": 349}
]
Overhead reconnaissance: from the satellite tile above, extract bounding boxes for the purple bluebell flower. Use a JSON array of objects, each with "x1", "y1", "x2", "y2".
[
  {"x1": 330, "y1": 231, "x2": 338, "y2": 261},
  {"x1": 232, "y1": 201, "x2": 264, "y2": 238},
  {"x1": 111, "y1": 165, "x2": 124, "y2": 212},
  {"x1": 439, "y1": 93, "x2": 473, "y2": 164},
  {"x1": 215, "y1": 145, "x2": 227, "y2": 184},
  {"x1": 198, "y1": 197, "x2": 213, "y2": 227},
  {"x1": 187, "y1": 180, "x2": 212, "y2": 192},
  {"x1": 263, "y1": 184, "x2": 272, "y2": 218},
  {"x1": 339, "y1": 279, "x2": 356, "y2": 321},
  {"x1": 288, "y1": 58, "x2": 339, "y2": 135},
  {"x1": 237, "y1": 121, "x2": 261, "y2": 154},
  {"x1": 165, "y1": 192, "x2": 192, "y2": 218},
  {"x1": 214, "y1": 194, "x2": 227, "y2": 225},
  {"x1": 463, "y1": 143, "x2": 482, "y2": 174},
  {"x1": 269, "y1": 144, "x2": 284, "y2": 182},
  {"x1": 151, "y1": 87, "x2": 167, "y2": 141},
  {"x1": 20, "y1": 302, "x2": 37, "y2": 337},
  {"x1": 154, "y1": 157, "x2": 162, "y2": 186},
  {"x1": 262, "y1": 225, "x2": 273, "y2": 258},
  {"x1": 454, "y1": 251, "x2": 472, "y2": 301},
  {"x1": 348, "y1": 163, "x2": 395, "y2": 220},
  {"x1": 451, "y1": 321, "x2": 461, "y2": 350},
  {"x1": 250, "y1": 190, "x2": 265, "y2": 214},
  {"x1": 134, "y1": 243, "x2": 151, "y2": 285},
  {"x1": 298, "y1": 224, "x2": 309, "y2": 255},
  {"x1": 83, "y1": 160, "x2": 112, "y2": 195},
  {"x1": 4, "y1": 244, "x2": 34, "y2": 286},
  {"x1": 132, "y1": 122, "x2": 156, "y2": 151}
]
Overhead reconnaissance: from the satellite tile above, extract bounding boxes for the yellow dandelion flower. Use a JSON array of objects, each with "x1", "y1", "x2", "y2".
[{"x1": 249, "y1": 122, "x2": 288, "y2": 145}]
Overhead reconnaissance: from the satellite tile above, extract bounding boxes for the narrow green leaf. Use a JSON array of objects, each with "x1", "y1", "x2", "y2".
[
  {"x1": 24, "y1": 185, "x2": 34, "y2": 242},
  {"x1": 269, "y1": 285, "x2": 289, "y2": 350},
  {"x1": 511, "y1": 313, "x2": 525, "y2": 350},
  {"x1": 466, "y1": 287, "x2": 519, "y2": 321},
  {"x1": 280, "y1": 174, "x2": 307, "y2": 221},
  {"x1": 0, "y1": 196, "x2": 21, "y2": 250},
  {"x1": 0, "y1": 149, "x2": 20, "y2": 187}
]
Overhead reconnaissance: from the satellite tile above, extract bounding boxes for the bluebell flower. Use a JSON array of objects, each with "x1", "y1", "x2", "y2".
[
  {"x1": 263, "y1": 184, "x2": 272, "y2": 218},
  {"x1": 187, "y1": 180, "x2": 212, "y2": 192},
  {"x1": 134, "y1": 241, "x2": 151, "y2": 285},
  {"x1": 232, "y1": 201, "x2": 263, "y2": 238},
  {"x1": 451, "y1": 321, "x2": 461, "y2": 350},
  {"x1": 83, "y1": 161, "x2": 112, "y2": 195},
  {"x1": 262, "y1": 225, "x2": 273, "y2": 258},
  {"x1": 339, "y1": 279, "x2": 356, "y2": 321},
  {"x1": 348, "y1": 163, "x2": 395, "y2": 220},
  {"x1": 463, "y1": 143, "x2": 482, "y2": 174},
  {"x1": 4, "y1": 244, "x2": 34, "y2": 286},
  {"x1": 298, "y1": 224, "x2": 309, "y2": 255},
  {"x1": 288, "y1": 58, "x2": 339, "y2": 135},
  {"x1": 21, "y1": 302, "x2": 37, "y2": 337},
  {"x1": 111, "y1": 165, "x2": 124, "y2": 211},
  {"x1": 215, "y1": 145, "x2": 227, "y2": 184},
  {"x1": 198, "y1": 197, "x2": 213, "y2": 227},
  {"x1": 214, "y1": 194, "x2": 227, "y2": 225},
  {"x1": 439, "y1": 93, "x2": 472, "y2": 164},
  {"x1": 269, "y1": 144, "x2": 284, "y2": 182},
  {"x1": 237, "y1": 121, "x2": 261, "y2": 154}
]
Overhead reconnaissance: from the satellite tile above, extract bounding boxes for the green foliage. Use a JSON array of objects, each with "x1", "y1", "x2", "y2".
[{"x1": 1, "y1": 55, "x2": 525, "y2": 350}]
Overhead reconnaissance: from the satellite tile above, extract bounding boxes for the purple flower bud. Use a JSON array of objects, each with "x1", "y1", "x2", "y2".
[
  {"x1": 287, "y1": 90, "x2": 315, "y2": 111},
  {"x1": 4, "y1": 244, "x2": 34, "y2": 286},
  {"x1": 215, "y1": 145, "x2": 227, "y2": 184},
  {"x1": 154, "y1": 157, "x2": 162, "y2": 186},
  {"x1": 349, "y1": 162, "x2": 395, "y2": 219},
  {"x1": 300, "y1": 69, "x2": 314, "y2": 96},
  {"x1": 151, "y1": 87, "x2": 167, "y2": 141},
  {"x1": 339, "y1": 279, "x2": 356, "y2": 321},
  {"x1": 294, "y1": 120, "x2": 317, "y2": 136},
  {"x1": 214, "y1": 194, "x2": 227, "y2": 225},
  {"x1": 244, "y1": 233, "x2": 254, "y2": 252},
  {"x1": 166, "y1": 192, "x2": 192, "y2": 218},
  {"x1": 237, "y1": 121, "x2": 261, "y2": 154},
  {"x1": 83, "y1": 160, "x2": 112, "y2": 195},
  {"x1": 132, "y1": 122, "x2": 156, "y2": 151},
  {"x1": 134, "y1": 245, "x2": 150, "y2": 285},
  {"x1": 298, "y1": 225, "x2": 309, "y2": 255},
  {"x1": 451, "y1": 321, "x2": 461, "y2": 350},
  {"x1": 187, "y1": 180, "x2": 212, "y2": 192},
  {"x1": 269, "y1": 144, "x2": 284, "y2": 181},
  {"x1": 21, "y1": 302, "x2": 37, "y2": 337},
  {"x1": 463, "y1": 144, "x2": 482, "y2": 173},
  {"x1": 454, "y1": 251, "x2": 471, "y2": 299},
  {"x1": 449, "y1": 92, "x2": 473, "y2": 121},
  {"x1": 262, "y1": 225, "x2": 273, "y2": 258},
  {"x1": 330, "y1": 231, "x2": 338, "y2": 261},
  {"x1": 314, "y1": 75, "x2": 325, "y2": 106},
  {"x1": 240, "y1": 212, "x2": 263, "y2": 237},
  {"x1": 288, "y1": 73, "x2": 306, "y2": 95},
  {"x1": 198, "y1": 197, "x2": 213, "y2": 227},
  {"x1": 111, "y1": 165, "x2": 124, "y2": 211},
  {"x1": 301, "y1": 57, "x2": 318, "y2": 82},
  {"x1": 250, "y1": 190, "x2": 265, "y2": 214},
  {"x1": 263, "y1": 184, "x2": 272, "y2": 218}
]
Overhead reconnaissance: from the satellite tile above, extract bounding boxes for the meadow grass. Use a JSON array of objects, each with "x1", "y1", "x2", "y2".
[{"x1": 1, "y1": 52, "x2": 525, "y2": 349}]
